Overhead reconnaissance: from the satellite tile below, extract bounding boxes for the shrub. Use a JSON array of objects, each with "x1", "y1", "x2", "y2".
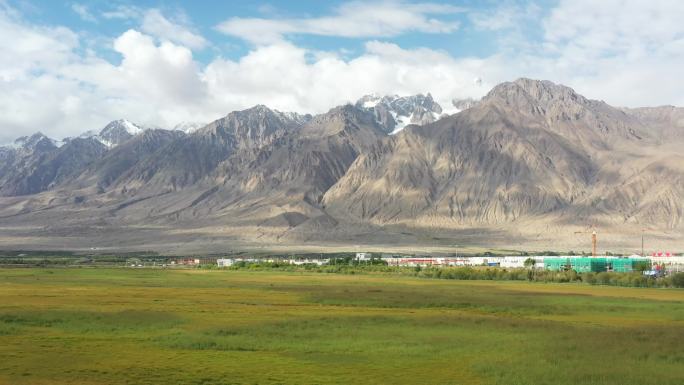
[
  {"x1": 584, "y1": 272, "x2": 597, "y2": 285},
  {"x1": 671, "y1": 273, "x2": 684, "y2": 288},
  {"x1": 593, "y1": 272, "x2": 607, "y2": 285}
]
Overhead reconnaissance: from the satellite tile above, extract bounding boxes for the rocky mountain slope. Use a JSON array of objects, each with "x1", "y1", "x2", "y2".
[
  {"x1": 1, "y1": 80, "x2": 683, "y2": 253},
  {"x1": 323, "y1": 80, "x2": 666, "y2": 228},
  {"x1": 0, "y1": 134, "x2": 107, "y2": 196}
]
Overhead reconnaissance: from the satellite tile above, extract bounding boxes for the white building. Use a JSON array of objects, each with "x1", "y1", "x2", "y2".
[
  {"x1": 356, "y1": 252, "x2": 372, "y2": 261},
  {"x1": 217, "y1": 258, "x2": 234, "y2": 267},
  {"x1": 384, "y1": 257, "x2": 468, "y2": 267},
  {"x1": 648, "y1": 255, "x2": 684, "y2": 273},
  {"x1": 501, "y1": 256, "x2": 545, "y2": 269},
  {"x1": 385, "y1": 257, "x2": 438, "y2": 267},
  {"x1": 382, "y1": 256, "x2": 549, "y2": 268},
  {"x1": 467, "y1": 256, "x2": 504, "y2": 266},
  {"x1": 287, "y1": 259, "x2": 328, "y2": 266}
]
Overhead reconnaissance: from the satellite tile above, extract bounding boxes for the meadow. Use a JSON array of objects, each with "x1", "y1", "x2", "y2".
[{"x1": 0, "y1": 268, "x2": 683, "y2": 385}]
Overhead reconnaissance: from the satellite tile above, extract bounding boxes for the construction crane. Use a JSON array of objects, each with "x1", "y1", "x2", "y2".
[{"x1": 574, "y1": 226, "x2": 598, "y2": 258}]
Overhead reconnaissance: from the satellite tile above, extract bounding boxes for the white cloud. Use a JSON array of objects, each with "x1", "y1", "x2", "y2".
[
  {"x1": 100, "y1": 6, "x2": 208, "y2": 50},
  {"x1": 470, "y1": 2, "x2": 541, "y2": 31},
  {"x1": 0, "y1": 7, "x2": 79, "y2": 81},
  {"x1": 216, "y1": 1, "x2": 464, "y2": 44},
  {"x1": 101, "y1": 5, "x2": 141, "y2": 20},
  {"x1": 204, "y1": 40, "x2": 492, "y2": 116},
  {"x1": 112, "y1": 29, "x2": 206, "y2": 103},
  {"x1": 543, "y1": 0, "x2": 684, "y2": 54},
  {"x1": 141, "y1": 9, "x2": 207, "y2": 50},
  {"x1": 71, "y1": 3, "x2": 96, "y2": 22},
  {"x1": 534, "y1": 0, "x2": 684, "y2": 107}
]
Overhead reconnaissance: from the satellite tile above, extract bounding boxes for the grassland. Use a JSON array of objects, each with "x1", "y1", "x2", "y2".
[{"x1": 0, "y1": 269, "x2": 683, "y2": 385}]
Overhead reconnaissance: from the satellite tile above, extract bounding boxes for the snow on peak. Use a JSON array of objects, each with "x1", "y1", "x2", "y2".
[
  {"x1": 172, "y1": 121, "x2": 208, "y2": 134},
  {"x1": 100, "y1": 119, "x2": 144, "y2": 135},
  {"x1": 77, "y1": 119, "x2": 147, "y2": 148},
  {"x1": 120, "y1": 119, "x2": 143, "y2": 135},
  {"x1": 357, "y1": 94, "x2": 383, "y2": 109},
  {"x1": 277, "y1": 111, "x2": 312, "y2": 124},
  {"x1": 355, "y1": 93, "x2": 445, "y2": 134}
]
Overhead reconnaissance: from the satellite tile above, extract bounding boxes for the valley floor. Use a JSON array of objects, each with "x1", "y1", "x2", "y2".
[
  {"x1": 0, "y1": 269, "x2": 683, "y2": 384},
  {"x1": 1, "y1": 222, "x2": 681, "y2": 256}
]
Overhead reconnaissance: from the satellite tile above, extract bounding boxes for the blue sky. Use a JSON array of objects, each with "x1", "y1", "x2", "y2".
[
  {"x1": 24, "y1": 1, "x2": 547, "y2": 62},
  {"x1": 1, "y1": 0, "x2": 683, "y2": 143}
]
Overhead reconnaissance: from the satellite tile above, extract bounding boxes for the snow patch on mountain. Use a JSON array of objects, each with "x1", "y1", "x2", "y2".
[
  {"x1": 355, "y1": 93, "x2": 444, "y2": 134},
  {"x1": 120, "y1": 119, "x2": 143, "y2": 135},
  {"x1": 357, "y1": 94, "x2": 382, "y2": 109},
  {"x1": 278, "y1": 110, "x2": 313, "y2": 125},
  {"x1": 388, "y1": 111, "x2": 410, "y2": 135},
  {"x1": 79, "y1": 119, "x2": 146, "y2": 148},
  {"x1": 172, "y1": 122, "x2": 205, "y2": 134}
]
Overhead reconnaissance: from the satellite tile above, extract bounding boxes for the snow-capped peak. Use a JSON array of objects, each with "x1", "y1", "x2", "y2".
[
  {"x1": 78, "y1": 119, "x2": 146, "y2": 148},
  {"x1": 106, "y1": 119, "x2": 143, "y2": 135},
  {"x1": 355, "y1": 93, "x2": 445, "y2": 134},
  {"x1": 357, "y1": 93, "x2": 383, "y2": 109},
  {"x1": 122, "y1": 119, "x2": 143, "y2": 135}
]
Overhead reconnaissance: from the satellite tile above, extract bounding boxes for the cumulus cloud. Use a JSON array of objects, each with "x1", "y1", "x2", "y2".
[
  {"x1": 204, "y1": 41, "x2": 489, "y2": 114},
  {"x1": 0, "y1": 5, "x2": 210, "y2": 144},
  {"x1": 0, "y1": 9, "x2": 78, "y2": 82},
  {"x1": 113, "y1": 30, "x2": 207, "y2": 105},
  {"x1": 141, "y1": 9, "x2": 207, "y2": 50},
  {"x1": 216, "y1": 1, "x2": 464, "y2": 44},
  {"x1": 99, "y1": 6, "x2": 208, "y2": 50}
]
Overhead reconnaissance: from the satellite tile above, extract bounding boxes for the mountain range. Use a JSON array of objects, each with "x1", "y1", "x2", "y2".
[{"x1": 1, "y1": 78, "x2": 683, "y2": 254}]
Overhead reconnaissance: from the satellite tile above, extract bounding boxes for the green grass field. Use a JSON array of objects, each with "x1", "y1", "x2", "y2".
[{"x1": 1, "y1": 268, "x2": 683, "y2": 385}]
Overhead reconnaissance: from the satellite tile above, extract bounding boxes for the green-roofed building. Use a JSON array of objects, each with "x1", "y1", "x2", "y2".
[
  {"x1": 544, "y1": 257, "x2": 608, "y2": 272},
  {"x1": 611, "y1": 258, "x2": 651, "y2": 273}
]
